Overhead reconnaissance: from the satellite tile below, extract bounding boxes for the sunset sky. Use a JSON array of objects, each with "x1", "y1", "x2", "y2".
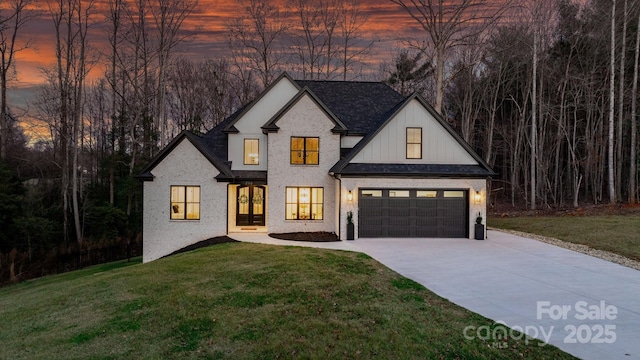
[
  {"x1": 10, "y1": 0, "x2": 427, "y2": 88},
  {"x1": 5, "y1": 0, "x2": 514, "y2": 139}
]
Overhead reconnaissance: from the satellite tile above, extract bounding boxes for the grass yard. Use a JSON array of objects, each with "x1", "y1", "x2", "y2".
[
  {"x1": 490, "y1": 215, "x2": 640, "y2": 261},
  {"x1": 0, "y1": 243, "x2": 575, "y2": 359}
]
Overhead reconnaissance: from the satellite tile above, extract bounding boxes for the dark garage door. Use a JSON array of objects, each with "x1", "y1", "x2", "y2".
[{"x1": 358, "y1": 189, "x2": 468, "y2": 238}]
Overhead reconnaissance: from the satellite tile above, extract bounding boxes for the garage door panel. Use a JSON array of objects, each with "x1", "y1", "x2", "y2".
[
  {"x1": 389, "y1": 217, "x2": 410, "y2": 226},
  {"x1": 360, "y1": 198, "x2": 383, "y2": 207},
  {"x1": 416, "y1": 200, "x2": 437, "y2": 208},
  {"x1": 359, "y1": 189, "x2": 468, "y2": 238},
  {"x1": 417, "y1": 208, "x2": 436, "y2": 216},
  {"x1": 389, "y1": 199, "x2": 410, "y2": 207},
  {"x1": 389, "y1": 208, "x2": 410, "y2": 217},
  {"x1": 416, "y1": 214, "x2": 438, "y2": 224}
]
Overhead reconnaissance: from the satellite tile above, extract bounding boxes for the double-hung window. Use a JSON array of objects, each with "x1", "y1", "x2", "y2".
[
  {"x1": 406, "y1": 127, "x2": 422, "y2": 159},
  {"x1": 290, "y1": 137, "x2": 319, "y2": 165},
  {"x1": 170, "y1": 186, "x2": 200, "y2": 220},
  {"x1": 285, "y1": 187, "x2": 323, "y2": 220}
]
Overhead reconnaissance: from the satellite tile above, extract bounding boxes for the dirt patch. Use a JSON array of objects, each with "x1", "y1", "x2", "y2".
[
  {"x1": 164, "y1": 236, "x2": 239, "y2": 258},
  {"x1": 269, "y1": 232, "x2": 340, "y2": 242}
]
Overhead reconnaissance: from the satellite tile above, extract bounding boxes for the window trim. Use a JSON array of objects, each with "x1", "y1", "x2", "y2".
[
  {"x1": 170, "y1": 185, "x2": 201, "y2": 220},
  {"x1": 406, "y1": 127, "x2": 422, "y2": 159},
  {"x1": 243, "y1": 138, "x2": 260, "y2": 165},
  {"x1": 290, "y1": 136, "x2": 320, "y2": 165},
  {"x1": 285, "y1": 186, "x2": 324, "y2": 220}
]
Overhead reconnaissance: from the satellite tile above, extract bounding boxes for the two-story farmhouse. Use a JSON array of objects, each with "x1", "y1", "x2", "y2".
[{"x1": 139, "y1": 73, "x2": 496, "y2": 262}]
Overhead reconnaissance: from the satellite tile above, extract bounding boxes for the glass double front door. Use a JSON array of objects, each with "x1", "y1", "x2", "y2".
[{"x1": 236, "y1": 185, "x2": 265, "y2": 226}]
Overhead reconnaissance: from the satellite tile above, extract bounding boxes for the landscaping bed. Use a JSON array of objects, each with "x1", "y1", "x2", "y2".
[{"x1": 269, "y1": 231, "x2": 340, "y2": 242}]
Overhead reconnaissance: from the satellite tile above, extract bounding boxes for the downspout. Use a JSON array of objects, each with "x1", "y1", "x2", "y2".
[{"x1": 331, "y1": 172, "x2": 342, "y2": 240}]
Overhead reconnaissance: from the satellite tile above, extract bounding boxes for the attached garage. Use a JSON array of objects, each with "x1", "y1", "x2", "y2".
[{"x1": 358, "y1": 189, "x2": 468, "y2": 238}]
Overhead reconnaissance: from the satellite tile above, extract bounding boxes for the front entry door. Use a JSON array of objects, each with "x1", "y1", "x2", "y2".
[{"x1": 236, "y1": 185, "x2": 265, "y2": 226}]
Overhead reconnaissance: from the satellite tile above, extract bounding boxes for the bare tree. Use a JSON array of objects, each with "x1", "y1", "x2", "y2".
[
  {"x1": 338, "y1": 0, "x2": 371, "y2": 80},
  {"x1": 228, "y1": 0, "x2": 288, "y2": 87},
  {"x1": 105, "y1": 0, "x2": 124, "y2": 205},
  {"x1": 608, "y1": 0, "x2": 616, "y2": 204},
  {"x1": 390, "y1": 0, "x2": 510, "y2": 114},
  {"x1": 630, "y1": 5, "x2": 640, "y2": 203},
  {"x1": 166, "y1": 58, "x2": 236, "y2": 133},
  {"x1": 290, "y1": 0, "x2": 327, "y2": 79},
  {"x1": 616, "y1": 0, "x2": 628, "y2": 201},
  {"x1": 0, "y1": 0, "x2": 31, "y2": 160},
  {"x1": 48, "y1": 0, "x2": 96, "y2": 248},
  {"x1": 322, "y1": 0, "x2": 341, "y2": 79},
  {"x1": 149, "y1": 0, "x2": 197, "y2": 148}
]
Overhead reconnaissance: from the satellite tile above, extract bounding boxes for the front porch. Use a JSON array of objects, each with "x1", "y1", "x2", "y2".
[{"x1": 227, "y1": 184, "x2": 269, "y2": 233}]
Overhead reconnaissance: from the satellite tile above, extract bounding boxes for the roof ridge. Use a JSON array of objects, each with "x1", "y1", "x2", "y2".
[{"x1": 295, "y1": 79, "x2": 388, "y2": 84}]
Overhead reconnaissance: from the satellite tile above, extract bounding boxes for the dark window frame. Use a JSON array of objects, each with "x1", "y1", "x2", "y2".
[
  {"x1": 243, "y1": 138, "x2": 260, "y2": 165},
  {"x1": 285, "y1": 186, "x2": 324, "y2": 220},
  {"x1": 170, "y1": 185, "x2": 201, "y2": 220},
  {"x1": 406, "y1": 127, "x2": 422, "y2": 159},
  {"x1": 290, "y1": 136, "x2": 320, "y2": 165}
]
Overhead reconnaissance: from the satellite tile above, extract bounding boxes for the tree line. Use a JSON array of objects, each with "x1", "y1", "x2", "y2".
[{"x1": 0, "y1": 0, "x2": 639, "y2": 283}]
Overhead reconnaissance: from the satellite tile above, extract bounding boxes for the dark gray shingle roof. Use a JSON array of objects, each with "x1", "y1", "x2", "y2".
[
  {"x1": 294, "y1": 80, "x2": 405, "y2": 135},
  {"x1": 337, "y1": 163, "x2": 497, "y2": 178}
]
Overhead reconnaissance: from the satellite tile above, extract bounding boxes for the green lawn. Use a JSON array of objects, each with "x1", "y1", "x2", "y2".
[
  {"x1": 0, "y1": 243, "x2": 575, "y2": 359},
  {"x1": 490, "y1": 215, "x2": 640, "y2": 261}
]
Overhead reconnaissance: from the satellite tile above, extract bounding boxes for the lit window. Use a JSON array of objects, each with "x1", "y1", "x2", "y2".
[
  {"x1": 171, "y1": 186, "x2": 200, "y2": 220},
  {"x1": 291, "y1": 137, "x2": 319, "y2": 165},
  {"x1": 244, "y1": 139, "x2": 259, "y2": 165},
  {"x1": 443, "y1": 191, "x2": 465, "y2": 198},
  {"x1": 389, "y1": 190, "x2": 410, "y2": 197},
  {"x1": 406, "y1": 127, "x2": 422, "y2": 159},
  {"x1": 361, "y1": 190, "x2": 382, "y2": 197},
  {"x1": 286, "y1": 187, "x2": 323, "y2": 220},
  {"x1": 417, "y1": 190, "x2": 437, "y2": 198}
]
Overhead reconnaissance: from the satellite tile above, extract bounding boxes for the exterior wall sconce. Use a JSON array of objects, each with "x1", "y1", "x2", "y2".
[
  {"x1": 347, "y1": 190, "x2": 353, "y2": 203},
  {"x1": 474, "y1": 191, "x2": 482, "y2": 204}
]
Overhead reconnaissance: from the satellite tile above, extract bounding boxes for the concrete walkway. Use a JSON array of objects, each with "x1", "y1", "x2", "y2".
[{"x1": 229, "y1": 230, "x2": 640, "y2": 360}]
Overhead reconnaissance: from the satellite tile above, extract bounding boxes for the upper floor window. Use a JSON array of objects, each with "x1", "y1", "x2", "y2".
[
  {"x1": 244, "y1": 139, "x2": 259, "y2": 165},
  {"x1": 291, "y1": 137, "x2": 319, "y2": 165},
  {"x1": 406, "y1": 127, "x2": 422, "y2": 159},
  {"x1": 170, "y1": 186, "x2": 200, "y2": 220}
]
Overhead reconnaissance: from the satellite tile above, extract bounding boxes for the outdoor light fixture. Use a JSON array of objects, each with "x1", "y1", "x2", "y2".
[
  {"x1": 474, "y1": 191, "x2": 482, "y2": 204},
  {"x1": 347, "y1": 190, "x2": 353, "y2": 203}
]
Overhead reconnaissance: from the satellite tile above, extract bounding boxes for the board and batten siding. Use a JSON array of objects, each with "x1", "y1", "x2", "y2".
[
  {"x1": 351, "y1": 99, "x2": 477, "y2": 165},
  {"x1": 228, "y1": 76, "x2": 300, "y2": 171}
]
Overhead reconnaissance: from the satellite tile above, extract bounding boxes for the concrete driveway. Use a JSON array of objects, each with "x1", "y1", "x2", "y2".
[{"x1": 229, "y1": 230, "x2": 640, "y2": 360}]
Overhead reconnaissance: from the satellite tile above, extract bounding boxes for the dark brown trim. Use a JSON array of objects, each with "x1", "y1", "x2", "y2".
[
  {"x1": 285, "y1": 186, "x2": 324, "y2": 220},
  {"x1": 406, "y1": 127, "x2": 422, "y2": 159},
  {"x1": 169, "y1": 185, "x2": 201, "y2": 221},
  {"x1": 243, "y1": 138, "x2": 260, "y2": 165},
  {"x1": 290, "y1": 136, "x2": 320, "y2": 165}
]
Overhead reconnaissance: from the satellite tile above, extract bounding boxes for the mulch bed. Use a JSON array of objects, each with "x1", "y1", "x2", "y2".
[
  {"x1": 269, "y1": 232, "x2": 340, "y2": 242},
  {"x1": 163, "y1": 236, "x2": 239, "y2": 258}
]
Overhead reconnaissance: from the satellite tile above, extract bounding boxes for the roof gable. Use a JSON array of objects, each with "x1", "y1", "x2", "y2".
[
  {"x1": 331, "y1": 93, "x2": 496, "y2": 176},
  {"x1": 223, "y1": 73, "x2": 300, "y2": 134},
  {"x1": 261, "y1": 87, "x2": 348, "y2": 134},
  {"x1": 137, "y1": 131, "x2": 233, "y2": 181}
]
